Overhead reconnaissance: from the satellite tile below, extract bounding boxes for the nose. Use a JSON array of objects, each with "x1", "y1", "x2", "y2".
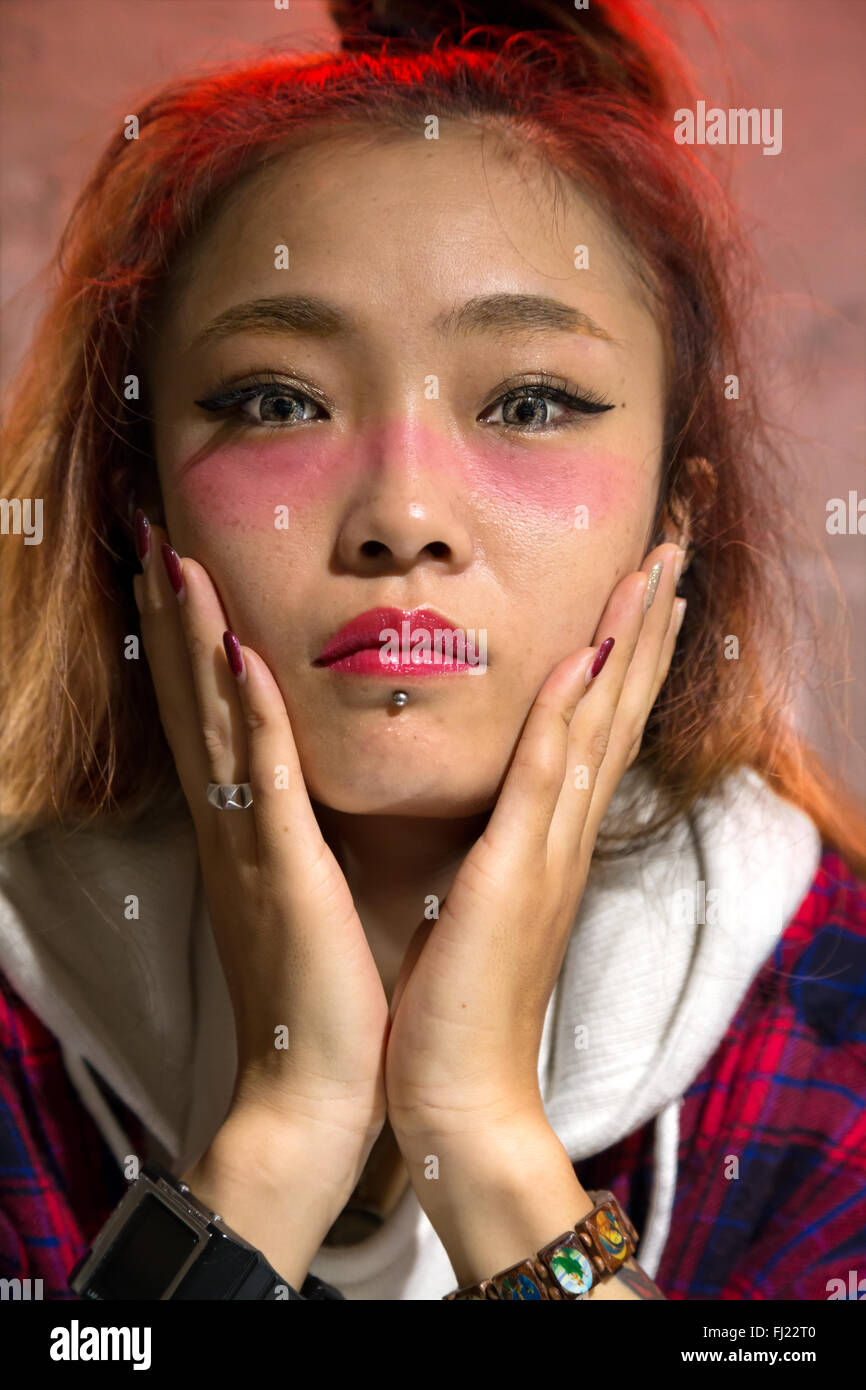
[{"x1": 334, "y1": 421, "x2": 476, "y2": 575}]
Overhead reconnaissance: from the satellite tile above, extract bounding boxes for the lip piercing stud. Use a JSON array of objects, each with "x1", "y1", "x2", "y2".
[{"x1": 391, "y1": 691, "x2": 409, "y2": 707}]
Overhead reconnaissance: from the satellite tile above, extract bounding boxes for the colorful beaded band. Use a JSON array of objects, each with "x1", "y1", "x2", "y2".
[{"x1": 443, "y1": 1189, "x2": 639, "y2": 1300}]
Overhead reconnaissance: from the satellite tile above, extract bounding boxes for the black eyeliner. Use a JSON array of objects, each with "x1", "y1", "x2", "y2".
[
  {"x1": 498, "y1": 384, "x2": 615, "y2": 415},
  {"x1": 193, "y1": 369, "x2": 616, "y2": 424},
  {"x1": 195, "y1": 383, "x2": 266, "y2": 411},
  {"x1": 487, "y1": 370, "x2": 615, "y2": 415}
]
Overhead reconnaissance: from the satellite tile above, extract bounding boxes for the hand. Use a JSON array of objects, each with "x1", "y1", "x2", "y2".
[
  {"x1": 132, "y1": 515, "x2": 390, "y2": 1179},
  {"x1": 384, "y1": 542, "x2": 686, "y2": 1152}
]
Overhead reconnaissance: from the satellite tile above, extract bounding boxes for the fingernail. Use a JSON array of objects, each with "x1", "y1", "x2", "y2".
[
  {"x1": 674, "y1": 547, "x2": 686, "y2": 583},
  {"x1": 161, "y1": 542, "x2": 185, "y2": 600},
  {"x1": 643, "y1": 560, "x2": 663, "y2": 613},
  {"x1": 585, "y1": 636, "x2": 615, "y2": 686},
  {"x1": 675, "y1": 598, "x2": 687, "y2": 634},
  {"x1": 133, "y1": 509, "x2": 151, "y2": 569},
  {"x1": 223, "y1": 630, "x2": 245, "y2": 680}
]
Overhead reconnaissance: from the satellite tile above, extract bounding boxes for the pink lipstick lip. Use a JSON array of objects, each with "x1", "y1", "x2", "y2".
[
  {"x1": 319, "y1": 647, "x2": 479, "y2": 676},
  {"x1": 314, "y1": 606, "x2": 472, "y2": 667}
]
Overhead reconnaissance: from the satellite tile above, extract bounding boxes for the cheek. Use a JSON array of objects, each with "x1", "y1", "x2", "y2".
[
  {"x1": 464, "y1": 438, "x2": 651, "y2": 537},
  {"x1": 173, "y1": 433, "x2": 344, "y2": 531}
]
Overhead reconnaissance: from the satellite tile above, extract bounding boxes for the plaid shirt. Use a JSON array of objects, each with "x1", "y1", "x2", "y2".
[{"x1": 1, "y1": 846, "x2": 864, "y2": 1300}]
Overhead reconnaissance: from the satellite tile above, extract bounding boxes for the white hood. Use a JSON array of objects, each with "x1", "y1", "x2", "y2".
[{"x1": 0, "y1": 765, "x2": 820, "y2": 1297}]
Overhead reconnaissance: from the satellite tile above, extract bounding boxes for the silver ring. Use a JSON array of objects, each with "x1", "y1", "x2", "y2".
[{"x1": 206, "y1": 782, "x2": 254, "y2": 810}]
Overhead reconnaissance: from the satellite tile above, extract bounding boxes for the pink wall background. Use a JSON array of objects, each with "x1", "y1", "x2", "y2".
[{"x1": 1, "y1": 0, "x2": 863, "y2": 797}]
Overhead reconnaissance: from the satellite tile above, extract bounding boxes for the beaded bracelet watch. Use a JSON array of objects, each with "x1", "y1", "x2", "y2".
[{"x1": 443, "y1": 1189, "x2": 639, "y2": 1300}]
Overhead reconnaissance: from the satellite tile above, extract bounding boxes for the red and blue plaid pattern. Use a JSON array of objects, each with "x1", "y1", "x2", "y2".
[
  {"x1": 2, "y1": 846, "x2": 864, "y2": 1300},
  {"x1": 577, "y1": 848, "x2": 866, "y2": 1299}
]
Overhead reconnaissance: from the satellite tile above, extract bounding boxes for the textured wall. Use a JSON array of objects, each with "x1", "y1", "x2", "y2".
[{"x1": 1, "y1": 0, "x2": 863, "y2": 793}]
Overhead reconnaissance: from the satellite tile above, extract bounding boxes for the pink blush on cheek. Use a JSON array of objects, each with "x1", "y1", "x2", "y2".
[
  {"x1": 472, "y1": 448, "x2": 644, "y2": 528},
  {"x1": 173, "y1": 426, "x2": 645, "y2": 535},
  {"x1": 173, "y1": 435, "x2": 345, "y2": 529}
]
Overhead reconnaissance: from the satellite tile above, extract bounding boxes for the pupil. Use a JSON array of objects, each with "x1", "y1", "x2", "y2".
[
  {"x1": 263, "y1": 393, "x2": 298, "y2": 421},
  {"x1": 511, "y1": 394, "x2": 545, "y2": 425}
]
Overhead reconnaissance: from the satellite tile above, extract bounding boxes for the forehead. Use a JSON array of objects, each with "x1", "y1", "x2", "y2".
[{"x1": 153, "y1": 122, "x2": 662, "y2": 366}]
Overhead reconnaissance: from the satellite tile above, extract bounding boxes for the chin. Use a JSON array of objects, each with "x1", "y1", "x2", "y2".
[{"x1": 304, "y1": 765, "x2": 499, "y2": 820}]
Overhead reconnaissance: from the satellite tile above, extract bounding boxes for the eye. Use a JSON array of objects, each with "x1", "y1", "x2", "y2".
[
  {"x1": 194, "y1": 374, "x2": 329, "y2": 428},
  {"x1": 193, "y1": 369, "x2": 615, "y2": 433},
  {"x1": 479, "y1": 373, "x2": 615, "y2": 433}
]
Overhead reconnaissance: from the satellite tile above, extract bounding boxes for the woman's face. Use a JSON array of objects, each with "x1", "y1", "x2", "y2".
[{"x1": 145, "y1": 125, "x2": 667, "y2": 817}]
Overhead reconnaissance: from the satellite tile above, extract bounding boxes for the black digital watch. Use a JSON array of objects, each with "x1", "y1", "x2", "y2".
[{"x1": 67, "y1": 1162, "x2": 344, "y2": 1301}]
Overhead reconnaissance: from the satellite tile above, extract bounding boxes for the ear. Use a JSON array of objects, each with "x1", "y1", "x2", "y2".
[
  {"x1": 118, "y1": 457, "x2": 165, "y2": 530},
  {"x1": 651, "y1": 455, "x2": 716, "y2": 578},
  {"x1": 649, "y1": 501, "x2": 692, "y2": 575}
]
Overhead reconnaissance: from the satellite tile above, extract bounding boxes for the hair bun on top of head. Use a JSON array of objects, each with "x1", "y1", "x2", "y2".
[{"x1": 327, "y1": 0, "x2": 677, "y2": 112}]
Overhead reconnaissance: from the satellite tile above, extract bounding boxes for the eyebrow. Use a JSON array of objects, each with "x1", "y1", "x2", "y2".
[{"x1": 190, "y1": 292, "x2": 614, "y2": 349}]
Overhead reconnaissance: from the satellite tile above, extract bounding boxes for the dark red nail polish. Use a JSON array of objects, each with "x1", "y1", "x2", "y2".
[
  {"x1": 161, "y1": 542, "x2": 184, "y2": 597},
  {"x1": 590, "y1": 636, "x2": 615, "y2": 678},
  {"x1": 133, "y1": 509, "x2": 150, "y2": 567},
  {"x1": 223, "y1": 630, "x2": 244, "y2": 679}
]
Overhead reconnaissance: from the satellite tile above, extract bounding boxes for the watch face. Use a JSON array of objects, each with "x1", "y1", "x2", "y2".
[{"x1": 88, "y1": 1193, "x2": 200, "y2": 1300}]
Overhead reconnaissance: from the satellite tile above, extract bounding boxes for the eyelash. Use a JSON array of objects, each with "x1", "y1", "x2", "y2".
[{"x1": 193, "y1": 370, "x2": 615, "y2": 434}]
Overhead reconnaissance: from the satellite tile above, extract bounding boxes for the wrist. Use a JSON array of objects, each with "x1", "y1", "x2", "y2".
[
  {"x1": 391, "y1": 1106, "x2": 560, "y2": 1181},
  {"x1": 395, "y1": 1118, "x2": 595, "y2": 1291},
  {"x1": 187, "y1": 1102, "x2": 370, "y2": 1205},
  {"x1": 179, "y1": 1107, "x2": 370, "y2": 1291},
  {"x1": 229, "y1": 1065, "x2": 385, "y2": 1162}
]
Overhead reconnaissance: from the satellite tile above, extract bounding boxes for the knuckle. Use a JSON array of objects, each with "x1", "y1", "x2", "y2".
[
  {"x1": 587, "y1": 725, "x2": 610, "y2": 770},
  {"x1": 200, "y1": 718, "x2": 229, "y2": 763},
  {"x1": 243, "y1": 702, "x2": 269, "y2": 736}
]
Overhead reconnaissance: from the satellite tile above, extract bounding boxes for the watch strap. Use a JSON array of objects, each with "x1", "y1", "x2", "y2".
[{"x1": 68, "y1": 1161, "x2": 345, "y2": 1301}]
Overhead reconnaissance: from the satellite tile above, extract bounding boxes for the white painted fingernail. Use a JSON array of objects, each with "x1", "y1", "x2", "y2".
[
  {"x1": 643, "y1": 561, "x2": 664, "y2": 613},
  {"x1": 675, "y1": 598, "x2": 687, "y2": 633},
  {"x1": 674, "y1": 547, "x2": 686, "y2": 583}
]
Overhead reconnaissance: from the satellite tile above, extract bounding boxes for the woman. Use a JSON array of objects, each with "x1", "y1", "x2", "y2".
[{"x1": 0, "y1": 0, "x2": 864, "y2": 1302}]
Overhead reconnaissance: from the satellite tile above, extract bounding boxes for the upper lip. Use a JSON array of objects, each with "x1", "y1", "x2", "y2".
[{"x1": 315, "y1": 607, "x2": 469, "y2": 664}]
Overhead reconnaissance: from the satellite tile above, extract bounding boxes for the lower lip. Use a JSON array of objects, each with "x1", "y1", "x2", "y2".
[{"x1": 317, "y1": 648, "x2": 481, "y2": 676}]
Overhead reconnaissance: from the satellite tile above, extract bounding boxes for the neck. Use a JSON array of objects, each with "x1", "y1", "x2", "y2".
[{"x1": 311, "y1": 802, "x2": 490, "y2": 1000}]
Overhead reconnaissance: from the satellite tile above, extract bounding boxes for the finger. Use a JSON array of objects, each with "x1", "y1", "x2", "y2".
[
  {"x1": 480, "y1": 645, "x2": 597, "y2": 854},
  {"x1": 547, "y1": 567, "x2": 651, "y2": 855},
  {"x1": 645, "y1": 594, "x2": 685, "y2": 714},
  {"x1": 165, "y1": 545, "x2": 258, "y2": 867},
  {"x1": 225, "y1": 640, "x2": 344, "y2": 889},
  {"x1": 616, "y1": 543, "x2": 681, "y2": 708},
  {"x1": 481, "y1": 547, "x2": 664, "y2": 858},
  {"x1": 132, "y1": 517, "x2": 216, "y2": 853},
  {"x1": 591, "y1": 543, "x2": 680, "y2": 779},
  {"x1": 574, "y1": 549, "x2": 682, "y2": 849}
]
